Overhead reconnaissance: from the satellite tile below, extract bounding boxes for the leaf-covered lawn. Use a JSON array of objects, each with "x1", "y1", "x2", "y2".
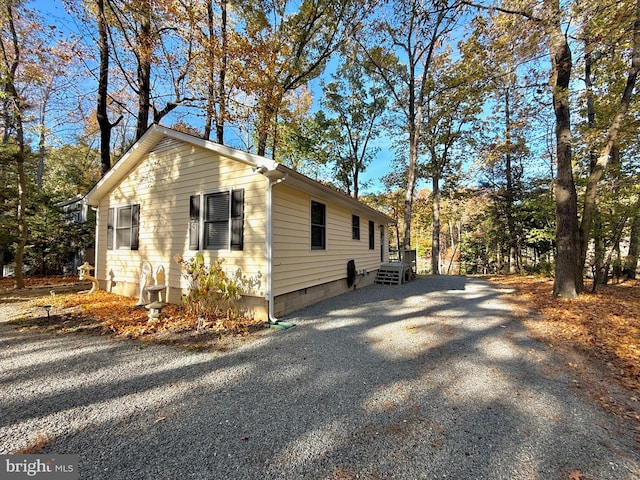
[
  {"x1": 4, "y1": 278, "x2": 265, "y2": 351},
  {"x1": 489, "y1": 275, "x2": 640, "y2": 395}
]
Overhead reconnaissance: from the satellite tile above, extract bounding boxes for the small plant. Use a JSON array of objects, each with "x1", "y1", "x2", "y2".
[{"x1": 174, "y1": 254, "x2": 246, "y2": 323}]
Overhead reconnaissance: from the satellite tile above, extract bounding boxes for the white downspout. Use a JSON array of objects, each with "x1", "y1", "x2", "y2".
[
  {"x1": 266, "y1": 176, "x2": 275, "y2": 323},
  {"x1": 259, "y1": 167, "x2": 285, "y2": 324}
]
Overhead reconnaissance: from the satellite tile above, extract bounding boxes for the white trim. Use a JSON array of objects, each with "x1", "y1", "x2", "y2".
[{"x1": 265, "y1": 175, "x2": 287, "y2": 323}]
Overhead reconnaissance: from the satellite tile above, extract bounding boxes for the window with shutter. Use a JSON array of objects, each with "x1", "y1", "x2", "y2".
[
  {"x1": 230, "y1": 189, "x2": 244, "y2": 250},
  {"x1": 368, "y1": 220, "x2": 375, "y2": 250},
  {"x1": 109, "y1": 204, "x2": 140, "y2": 250},
  {"x1": 192, "y1": 189, "x2": 244, "y2": 251},
  {"x1": 189, "y1": 195, "x2": 200, "y2": 250},
  {"x1": 107, "y1": 208, "x2": 114, "y2": 250}
]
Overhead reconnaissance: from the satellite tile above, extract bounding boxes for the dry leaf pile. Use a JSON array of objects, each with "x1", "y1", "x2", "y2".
[
  {"x1": 4, "y1": 277, "x2": 264, "y2": 350},
  {"x1": 489, "y1": 276, "x2": 640, "y2": 394}
]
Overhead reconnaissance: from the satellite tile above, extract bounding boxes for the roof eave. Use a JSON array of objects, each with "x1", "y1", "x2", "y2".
[
  {"x1": 273, "y1": 164, "x2": 395, "y2": 224},
  {"x1": 84, "y1": 125, "x2": 277, "y2": 206}
]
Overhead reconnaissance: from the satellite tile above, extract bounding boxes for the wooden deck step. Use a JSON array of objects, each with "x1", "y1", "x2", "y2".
[{"x1": 375, "y1": 265, "x2": 404, "y2": 285}]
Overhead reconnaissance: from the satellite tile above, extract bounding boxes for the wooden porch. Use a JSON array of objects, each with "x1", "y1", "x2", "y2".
[{"x1": 374, "y1": 250, "x2": 416, "y2": 286}]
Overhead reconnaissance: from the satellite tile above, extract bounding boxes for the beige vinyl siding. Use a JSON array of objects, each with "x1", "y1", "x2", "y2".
[
  {"x1": 271, "y1": 183, "x2": 386, "y2": 296},
  {"x1": 96, "y1": 140, "x2": 267, "y2": 298}
]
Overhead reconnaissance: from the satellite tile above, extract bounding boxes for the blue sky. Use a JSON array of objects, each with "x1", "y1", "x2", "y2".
[{"x1": 27, "y1": 0, "x2": 410, "y2": 196}]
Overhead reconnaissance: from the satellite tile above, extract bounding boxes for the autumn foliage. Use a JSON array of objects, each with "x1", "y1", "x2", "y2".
[
  {"x1": 490, "y1": 275, "x2": 640, "y2": 394},
  {"x1": 49, "y1": 290, "x2": 263, "y2": 340},
  {"x1": 2, "y1": 276, "x2": 264, "y2": 350}
]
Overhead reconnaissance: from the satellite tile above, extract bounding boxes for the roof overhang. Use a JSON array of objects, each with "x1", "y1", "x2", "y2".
[
  {"x1": 84, "y1": 124, "x2": 276, "y2": 206},
  {"x1": 83, "y1": 124, "x2": 394, "y2": 225},
  {"x1": 269, "y1": 164, "x2": 395, "y2": 225}
]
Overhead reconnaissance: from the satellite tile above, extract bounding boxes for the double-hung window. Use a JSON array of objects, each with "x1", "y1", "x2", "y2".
[
  {"x1": 107, "y1": 204, "x2": 140, "y2": 250},
  {"x1": 352, "y1": 215, "x2": 360, "y2": 240},
  {"x1": 369, "y1": 220, "x2": 375, "y2": 250},
  {"x1": 189, "y1": 189, "x2": 244, "y2": 251},
  {"x1": 311, "y1": 201, "x2": 326, "y2": 250}
]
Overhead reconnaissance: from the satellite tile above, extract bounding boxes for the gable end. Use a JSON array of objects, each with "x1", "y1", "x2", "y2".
[{"x1": 150, "y1": 136, "x2": 182, "y2": 154}]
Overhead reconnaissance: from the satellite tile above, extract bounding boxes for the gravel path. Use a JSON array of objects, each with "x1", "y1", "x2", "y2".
[{"x1": 1, "y1": 276, "x2": 639, "y2": 479}]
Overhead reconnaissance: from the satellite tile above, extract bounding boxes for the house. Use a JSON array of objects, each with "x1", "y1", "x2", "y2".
[
  {"x1": 84, "y1": 125, "x2": 394, "y2": 321},
  {"x1": 56, "y1": 194, "x2": 96, "y2": 274}
]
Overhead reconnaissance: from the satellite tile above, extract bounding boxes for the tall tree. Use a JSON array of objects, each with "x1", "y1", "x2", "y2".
[
  {"x1": 421, "y1": 50, "x2": 482, "y2": 274},
  {"x1": 202, "y1": 0, "x2": 229, "y2": 143},
  {"x1": 237, "y1": 0, "x2": 362, "y2": 157},
  {"x1": 466, "y1": 0, "x2": 640, "y2": 297},
  {"x1": 464, "y1": 0, "x2": 581, "y2": 295},
  {"x1": 577, "y1": 0, "x2": 640, "y2": 277},
  {"x1": 540, "y1": 0, "x2": 582, "y2": 297},
  {"x1": 361, "y1": 0, "x2": 464, "y2": 251},
  {"x1": 0, "y1": 0, "x2": 29, "y2": 288},
  {"x1": 467, "y1": 10, "x2": 544, "y2": 274},
  {"x1": 106, "y1": 0, "x2": 197, "y2": 140},
  {"x1": 321, "y1": 55, "x2": 387, "y2": 198},
  {"x1": 96, "y1": 0, "x2": 121, "y2": 175},
  {"x1": 624, "y1": 193, "x2": 640, "y2": 279}
]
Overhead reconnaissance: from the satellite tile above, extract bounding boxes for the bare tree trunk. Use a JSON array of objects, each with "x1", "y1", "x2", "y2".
[
  {"x1": 624, "y1": 195, "x2": 640, "y2": 279},
  {"x1": 256, "y1": 104, "x2": 272, "y2": 157},
  {"x1": 431, "y1": 174, "x2": 441, "y2": 275},
  {"x1": 591, "y1": 219, "x2": 606, "y2": 291},
  {"x1": 1, "y1": 2, "x2": 27, "y2": 289},
  {"x1": 37, "y1": 102, "x2": 46, "y2": 190},
  {"x1": 216, "y1": 0, "x2": 227, "y2": 144},
  {"x1": 503, "y1": 87, "x2": 518, "y2": 273},
  {"x1": 203, "y1": 0, "x2": 214, "y2": 141},
  {"x1": 135, "y1": 0, "x2": 152, "y2": 140},
  {"x1": 96, "y1": 0, "x2": 115, "y2": 175},
  {"x1": 546, "y1": 0, "x2": 582, "y2": 297},
  {"x1": 580, "y1": 0, "x2": 640, "y2": 273}
]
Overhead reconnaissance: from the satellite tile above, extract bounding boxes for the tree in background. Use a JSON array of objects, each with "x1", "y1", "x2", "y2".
[
  {"x1": 361, "y1": 0, "x2": 465, "y2": 253},
  {"x1": 275, "y1": 108, "x2": 335, "y2": 180},
  {"x1": 0, "y1": 0, "x2": 33, "y2": 288},
  {"x1": 574, "y1": 0, "x2": 640, "y2": 286},
  {"x1": 320, "y1": 54, "x2": 387, "y2": 199},
  {"x1": 236, "y1": 0, "x2": 363, "y2": 157},
  {"x1": 95, "y1": 0, "x2": 121, "y2": 174},
  {"x1": 420, "y1": 47, "x2": 482, "y2": 274}
]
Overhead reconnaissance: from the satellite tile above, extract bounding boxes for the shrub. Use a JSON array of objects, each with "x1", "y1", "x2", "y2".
[{"x1": 174, "y1": 254, "x2": 246, "y2": 322}]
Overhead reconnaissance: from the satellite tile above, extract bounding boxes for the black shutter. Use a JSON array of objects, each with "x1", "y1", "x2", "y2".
[
  {"x1": 189, "y1": 195, "x2": 200, "y2": 250},
  {"x1": 131, "y1": 204, "x2": 140, "y2": 250},
  {"x1": 107, "y1": 207, "x2": 114, "y2": 250},
  {"x1": 230, "y1": 189, "x2": 244, "y2": 251}
]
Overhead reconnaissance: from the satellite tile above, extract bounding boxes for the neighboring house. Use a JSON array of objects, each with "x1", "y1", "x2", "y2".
[
  {"x1": 84, "y1": 125, "x2": 394, "y2": 321},
  {"x1": 57, "y1": 195, "x2": 96, "y2": 274}
]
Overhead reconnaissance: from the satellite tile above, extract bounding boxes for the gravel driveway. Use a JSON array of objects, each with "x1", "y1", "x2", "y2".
[{"x1": 1, "y1": 276, "x2": 639, "y2": 479}]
